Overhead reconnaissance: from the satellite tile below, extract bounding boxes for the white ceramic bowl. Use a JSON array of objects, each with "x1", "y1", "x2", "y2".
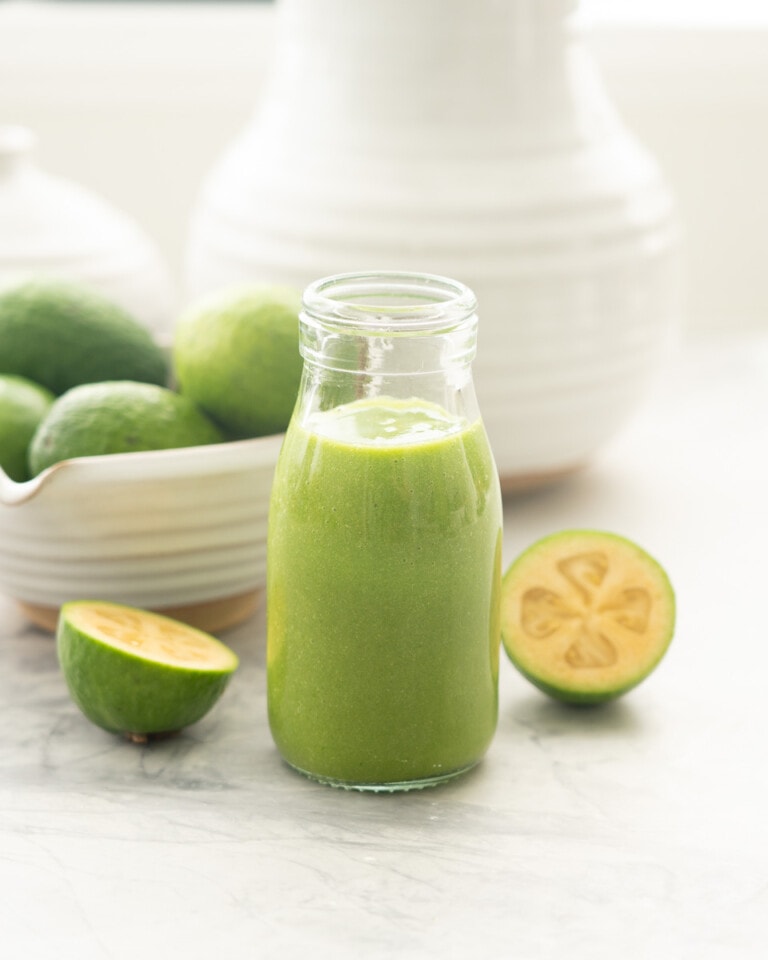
[{"x1": 0, "y1": 434, "x2": 283, "y2": 633}]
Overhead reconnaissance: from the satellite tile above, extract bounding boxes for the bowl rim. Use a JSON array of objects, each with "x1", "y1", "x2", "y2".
[{"x1": 0, "y1": 431, "x2": 285, "y2": 507}]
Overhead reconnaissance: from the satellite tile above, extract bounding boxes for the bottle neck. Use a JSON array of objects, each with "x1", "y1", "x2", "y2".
[{"x1": 294, "y1": 272, "x2": 481, "y2": 431}]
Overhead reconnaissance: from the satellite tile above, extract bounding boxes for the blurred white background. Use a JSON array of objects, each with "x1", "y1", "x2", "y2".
[
  {"x1": 1, "y1": 0, "x2": 767, "y2": 332},
  {"x1": 2, "y1": 8, "x2": 768, "y2": 958}
]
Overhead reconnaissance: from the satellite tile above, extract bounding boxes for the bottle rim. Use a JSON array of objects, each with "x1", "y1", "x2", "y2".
[{"x1": 302, "y1": 271, "x2": 477, "y2": 334}]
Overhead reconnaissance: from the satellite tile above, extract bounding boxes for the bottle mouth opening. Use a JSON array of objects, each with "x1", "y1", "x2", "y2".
[{"x1": 302, "y1": 271, "x2": 477, "y2": 334}]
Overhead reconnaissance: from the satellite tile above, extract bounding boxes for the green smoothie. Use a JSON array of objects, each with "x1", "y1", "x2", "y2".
[{"x1": 266, "y1": 396, "x2": 502, "y2": 789}]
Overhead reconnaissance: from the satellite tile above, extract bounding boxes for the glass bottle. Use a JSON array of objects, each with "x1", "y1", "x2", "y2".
[{"x1": 266, "y1": 272, "x2": 502, "y2": 791}]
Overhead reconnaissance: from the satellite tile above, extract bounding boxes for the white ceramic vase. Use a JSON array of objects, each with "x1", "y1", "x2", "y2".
[
  {"x1": 0, "y1": 125, "x2": 175, "y2": 338},
  {"x1": 187, "y1": 0, "x2": 681, "y2": 489}
]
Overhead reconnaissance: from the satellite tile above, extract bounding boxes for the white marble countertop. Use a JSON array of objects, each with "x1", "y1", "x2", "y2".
[{"x1": 2, "y1": 334, "x2": 767, "y2": 959}]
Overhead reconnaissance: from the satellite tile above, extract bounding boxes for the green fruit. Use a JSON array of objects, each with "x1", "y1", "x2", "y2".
[
  {"x1": 0, "y1": 279, "x2": 168, "y2": 395},
  {"x1": 57, "y1": 601, "x2": 239, "y2": 741},
  {"x1": 173, "y1": 284, "x2": 302, "y2": 438},
  {"x1": 0, "y1": 374, "x2": 55, "y2": 481},
  {"x1": 29, "y1": 380, "x2": 226, "y2": 474},
  {"x1": 501, "y1": 530, "x2": 675, "y2": 704}
]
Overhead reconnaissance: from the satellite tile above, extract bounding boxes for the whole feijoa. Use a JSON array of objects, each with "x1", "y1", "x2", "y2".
[
  {"x1": 0, "y1": 279, "x2": 168, "y2": 394},
  {"x1": 0, "y1": 374, "x2": 55, "y2": 481},
  {"x1": 29, "y1": 380, "x2": 226, "y2": 474},
  {"x1": 173, "y1": 284, "x2": 302, "y2": 438}
]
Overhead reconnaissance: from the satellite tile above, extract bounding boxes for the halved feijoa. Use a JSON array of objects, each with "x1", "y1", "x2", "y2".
[
  {"x1": 57, "y1": 601, "x2": 239, "y2": 741},
  {"x1": 501, "y1": 530, "x2": 675, "y2": 704}
]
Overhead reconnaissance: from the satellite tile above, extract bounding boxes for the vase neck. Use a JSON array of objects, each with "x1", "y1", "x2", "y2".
[
  {"x1": 261, "y1": 0, "x2": 614, "y2": 154},
  {"x1": 271, "y1": 0, "x2": 579, "y2": 85},
  {"x1": 275, "y1": 0, "x2": 578, "y2": 29}
]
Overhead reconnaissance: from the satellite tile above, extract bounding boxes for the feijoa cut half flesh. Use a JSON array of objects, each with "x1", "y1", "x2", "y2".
[
  {"x1": 501, "y1": 530, "x2": 675, "y2": 704},
  {"x1": 57, "y1": 601, "x2": 239, "y2": 741}
]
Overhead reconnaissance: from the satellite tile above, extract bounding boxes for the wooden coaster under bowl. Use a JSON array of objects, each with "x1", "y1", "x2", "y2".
[
  {"x1": 499, "y1": 463, "x2": 582, "y2": 495},
  {"x1": 18, "y1": 588, "x2": 264, "y2": 635}
]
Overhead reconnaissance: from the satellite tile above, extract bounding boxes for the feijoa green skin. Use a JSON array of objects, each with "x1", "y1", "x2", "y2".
[
  {"x1": 0, "y1": 374, "x2": 54, "y2": 481},
  {"x1": 173, "y1": 283, "x2": 303, "y2": 438},
  {"x1": 0, "y1": 280, "x2": 168, "y2": 395},
  {"x1": 29, "y1": 381, "x2": 226, "y2": 475},
  {"x1": 57, "y1": 601, "x2": 239, "y2": 741},
  {"x1": 501, "y1": 530, "x2": 675, "y2": 704}
]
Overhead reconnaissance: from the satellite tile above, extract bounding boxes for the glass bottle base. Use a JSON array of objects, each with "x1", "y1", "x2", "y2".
[{"x1": 284, "y1": 759, "x2": 480, "y2": 793}]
